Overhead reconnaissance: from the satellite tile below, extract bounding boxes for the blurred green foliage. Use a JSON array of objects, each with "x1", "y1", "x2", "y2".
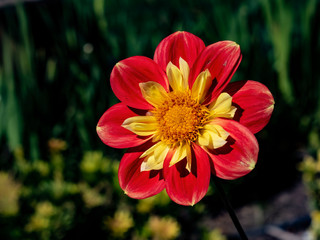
[{"x1": 1, "y1": 0, "x2": 320, "y2": 239}]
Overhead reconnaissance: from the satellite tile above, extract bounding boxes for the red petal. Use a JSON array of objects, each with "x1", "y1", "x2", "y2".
[
  {"x1": 164, "y1": 144, "x2": 211, "y2": 206},
  {"x1": 118, "y1": 142, "x2": 165, "y2": 199},
  {"x1": 97, "y1": 103, "x2": 150, "y2": 148},
  {"x1": 110, "y1": 56, "x2": 169, "y2": 110},
  {"x1": 225, "y1": 80, "x2": 275, "y2": 134},
  {"x1": 189, "y1": 41, "x2": 242, "y2": 104},
  {"x1": 207, "y1": 119, "x2": 259, "y2": 180},
  {"x1": 154, "y1": 31, "x2": 205, "y2": 72}
]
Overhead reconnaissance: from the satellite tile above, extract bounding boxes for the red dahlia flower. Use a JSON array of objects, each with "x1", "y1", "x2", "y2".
[{"x1": 97, "y1": 31, "x2": 274, "y2": 206}]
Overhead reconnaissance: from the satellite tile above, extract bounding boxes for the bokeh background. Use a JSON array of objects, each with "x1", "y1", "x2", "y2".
[{"x1": 1, "y1": 0, "x2": 320, "y2": 239}]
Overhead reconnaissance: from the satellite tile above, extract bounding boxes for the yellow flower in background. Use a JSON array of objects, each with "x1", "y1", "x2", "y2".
[
  {"x1": 33, "y1": 160, "x2": 50, "y2": 176},
  {"x1": 105, "y1": 209, "x2": 134, "y2": 237},
  {"x1": 207, "y1": 229, "x2": 227, "y2": 240},
  {"x1": 136, "y1": 196, "x2": 157, "y2": 214},
  {"x1": 25, "y1": 201, "x2": 56, "y2": 232},
  {"x1": 311, "y1": 210, "x2": 320, "y2": 238},
  {"x1": 300, "y1": 155, "x2": 317, "y2": 182},
  {"x1": 48, "y1": 138, "x2": 67, "y2": 153},
  {"x1": 300, "y1": 150, "x2": 320, "y2": 239},
  {"x1": 79, "y1": 183, "x2": 106, "y2": 208},
  {"x1": 0, "y1": 172, "x2": 21, "y2": 216},
  {"x1": 25, "y1": 201, "x2": 75, "y2": 239},
  {"x1": 80, "y1": 151, "x2": 110, "y2": 174},
  {"x1": 316, "y1": 149, "x2": 320, "y2": 171},
  {"x1": 147, "y1": 216, "x2": 180, "y2": 240}
]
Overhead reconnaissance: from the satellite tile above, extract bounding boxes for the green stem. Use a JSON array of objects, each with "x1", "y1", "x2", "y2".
[{"x1": 212, "y1": 176, "x2": 248, "y2": 240}]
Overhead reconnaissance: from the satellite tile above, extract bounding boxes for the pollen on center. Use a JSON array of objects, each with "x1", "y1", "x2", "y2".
[{"x1": 152, "y1": 91, "x2": 209, "y2": 145}]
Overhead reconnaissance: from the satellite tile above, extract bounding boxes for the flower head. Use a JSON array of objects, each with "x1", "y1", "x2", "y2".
[{"x1": 97, "y1": 31, "x2": 274, "y2": 205}]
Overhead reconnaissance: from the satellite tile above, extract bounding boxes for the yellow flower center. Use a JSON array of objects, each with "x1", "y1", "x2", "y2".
[{"x1": 152, "y1": 91, "x2": 209, "y2": 145}]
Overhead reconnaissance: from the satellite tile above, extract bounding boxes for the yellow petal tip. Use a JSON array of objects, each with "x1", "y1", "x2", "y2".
[
  {"x1": 248, "y1": 160, "x2": 256, "y2": 170},
  {"x1": 228, "y1": 41, "x2": 239, "y2": 48},
  {"x1": 115, "y1": 62, "x2": 125, "y2": 68}
]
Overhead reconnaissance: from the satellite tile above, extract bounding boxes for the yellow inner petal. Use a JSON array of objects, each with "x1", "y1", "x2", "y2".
[
  {"x1": 166, "y1": 61, "x2": 189, "y2": 92},
  {"x1": 140, "y1": 141, "x2": 170, "y2": 171},
  {"x1": 208, "y1": 92, "x2": 237, "y2": 119},
  {"x1": 179, "y1": 57, "x2": 190, "y2": 87},
  {"x1": 122, "y1": 116, "x2": 157, "y2": 136},
  {"x1": 185, "y1": 143, "x2": 192, "y2": 172},
  {"x1": 169, "y1": 142, "x2": 187, "y2": 167},
  {"x1": 168, "y1": 142, "x2": 193, "y2": 172},
  {"x1": 191, "y1": 69, "x2": 212, "y2": 103},
  {"x1": 139, "y1": 81, "x2": 168, "y2": 107},
  {"x1": 198, "y1": 124, "x2": 229, "y2": 150}
]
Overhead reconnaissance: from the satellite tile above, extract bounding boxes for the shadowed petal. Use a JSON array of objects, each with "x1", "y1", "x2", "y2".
[
  {"x1": 111, "y1": 56, "x2": 169, "y2": 110},
  {"x1": 225, "y1": 80, "x2": 275, "y2": 134},
  {"x1": 207, "y1": 119, "x2": 259, "y2": 180},
  {"x1": 189, "y1": 41, "x2": 242, "y2": 104},
  {"x1": 97, "y1": 103, "x2": 150, "y2": 148},
  {"x1": 119, "y1": 142, "x2": 166, "y2": 199},
  {"x1": 154, "y1": 31, "x2": 205, "y2": 72},
  {"x1": 164, "y1": 144, "x2": 211, "y2": 206}
]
